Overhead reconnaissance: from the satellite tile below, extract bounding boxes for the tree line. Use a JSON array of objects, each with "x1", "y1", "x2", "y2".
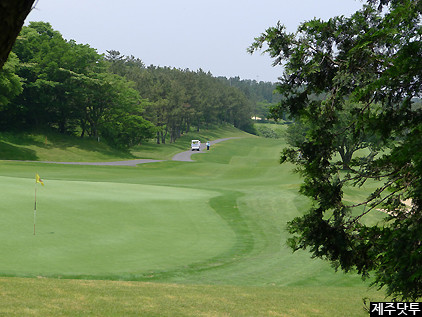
[{"x1": 0, "y1": 22, "x2": 279, "y2": 148}]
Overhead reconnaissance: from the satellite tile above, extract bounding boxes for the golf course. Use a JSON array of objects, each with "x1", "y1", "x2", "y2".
[{"x1": 0, "y1": 127, "x2": 387, "y2": 316}]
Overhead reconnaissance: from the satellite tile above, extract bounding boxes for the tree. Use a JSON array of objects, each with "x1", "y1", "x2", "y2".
[
  {"x1": 4, "y1": 22, "x2": 155, "y2": 147},
  {"x1": 0, "y1": 0, "x2": 35, "y2": 69},
  {"x1": 105, "y1": 55, "x2": 257, "y2": 140},
  {"x1": 249, "y1": 0, "x2": 422, "y2": 300},
  {"x1": 0, "y1": 52, "x2": 23, "y2": 108},
  {"x1": 285, "y1": 101, "x2": 381, "y2": 167},
  {"x1": 218, "y1": 76, "x2": 282, "y2": 121},
  {"x1": 12, "y1": 22, "x2": 104, "y2": 133},
  {"x1": 97, "y1": 74, "x2": 155, "y2": 149}
]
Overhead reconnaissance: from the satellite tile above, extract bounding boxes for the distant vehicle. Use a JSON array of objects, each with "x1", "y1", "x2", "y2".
[{"x1": 191, "y1": 140, "x2": 201, "y2": 151}]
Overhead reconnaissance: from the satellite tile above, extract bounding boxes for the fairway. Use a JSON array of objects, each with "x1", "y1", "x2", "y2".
[
  {"x1": 0, "y1": 137, "x2": 368, "y2": 285},
  {"x1": 0, "y1": 135, "x2": 387, "y2": 315}
]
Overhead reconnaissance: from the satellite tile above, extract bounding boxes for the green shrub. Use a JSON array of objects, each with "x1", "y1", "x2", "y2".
[{"x1": 255, "y1": 124, "x2": 284, "y2": 138}]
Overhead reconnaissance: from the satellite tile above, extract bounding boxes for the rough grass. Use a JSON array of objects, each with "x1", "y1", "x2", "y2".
[
  {"x1": 0, "y1": 278, "x2": 385, "y2": 317},
  {"x1": 0, "y1": 131, "x2": 133, "y2": 162},
  {"x1": 254, "y1": 122, "x2": 287, "y2": 139}
]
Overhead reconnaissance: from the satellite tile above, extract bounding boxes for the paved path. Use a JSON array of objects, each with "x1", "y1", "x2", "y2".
[
  {"x1": 20, "y1": 137, "x2": 240, "y2": 166},
  {"x1": 171, "y1": 137, "x2": 239, "y2": 162},
  {"x1": 31, "y1": 159, "x2": 165, "y2": 167}
]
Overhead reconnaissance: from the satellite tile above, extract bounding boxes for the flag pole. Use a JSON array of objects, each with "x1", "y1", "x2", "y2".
[
  {"x1": 34, "y1": 182, "x2": 37, "y2": 235},
  {"x1": 34, "y1": 173, "x2": 44, "y2": 235}
]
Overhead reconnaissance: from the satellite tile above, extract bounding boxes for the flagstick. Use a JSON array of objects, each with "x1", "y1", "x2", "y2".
[{"x1": 34, "y1": 184, "x2": 37, "y2": 235}]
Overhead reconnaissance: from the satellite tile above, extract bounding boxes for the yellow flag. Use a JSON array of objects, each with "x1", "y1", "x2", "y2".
[{"x1": 35, "y1": 173, "x2": 44, "y2": 186}]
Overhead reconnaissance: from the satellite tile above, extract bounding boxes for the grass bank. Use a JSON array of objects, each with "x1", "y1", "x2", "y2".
[{"x1": 0, "y1": 125, "x2": 249, "y2": 162}]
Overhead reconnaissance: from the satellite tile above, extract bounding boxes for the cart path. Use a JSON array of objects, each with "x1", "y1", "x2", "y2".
[
  {"x1": 171, "y1": 137, "x2": 240, "y2": 162},
  {"x1": 17, "y1": 137, "x2": 241, "y2": 166}
]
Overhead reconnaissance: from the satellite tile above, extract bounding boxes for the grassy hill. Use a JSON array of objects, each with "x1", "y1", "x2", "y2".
[
  {"x1": 0, "y1": 127, "x2": 387, "y2": 316},
  {"x1": 0, "y1": 126, "x2": 249, "y2": 162}
]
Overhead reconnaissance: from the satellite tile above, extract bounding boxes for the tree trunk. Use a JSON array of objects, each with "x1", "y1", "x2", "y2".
[
  {"x1": 338, "y1": 145, "x2": 354, "y2": 169},
  {"x1": 156, "y1": 131, "x2": 160, "y2": 144},
  {"x1": 186, "y1": 120, "x2": 190, "y2": 134},
  {"x1": 0, "y1": 0, "x2": 36, "y2": 69}
]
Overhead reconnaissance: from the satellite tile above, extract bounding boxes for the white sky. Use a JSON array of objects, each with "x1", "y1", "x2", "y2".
[{"x1": 26, "y1": 0, "x2": 364, "y2": 82}]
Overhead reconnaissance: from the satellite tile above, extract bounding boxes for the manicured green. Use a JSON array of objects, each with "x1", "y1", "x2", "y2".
[
  {"x1": 0, "y1": 129, "x2": 388, "y2": 315},
  {"x1": 1, "y1": 175, "x2": 234, "y2": 277}
]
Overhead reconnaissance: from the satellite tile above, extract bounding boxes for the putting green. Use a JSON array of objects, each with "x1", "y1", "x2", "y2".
[{"x1": 0, "y1": 176, "x2": 235, "y2": 277}]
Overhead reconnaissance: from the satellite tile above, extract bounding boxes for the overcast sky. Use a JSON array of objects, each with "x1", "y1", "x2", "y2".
[{"x1": 26, "y1": 0, "x2": 364, "y2": 82}]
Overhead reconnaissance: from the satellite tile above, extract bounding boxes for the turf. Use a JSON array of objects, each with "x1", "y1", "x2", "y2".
[
  {"x1": 1, "y1": 176, "x2": 235, "y2": 277},
  {"x1": 0, "y1": 130, "x2": 389, "y2": 315},
  {"x1": 0, "y1": 278, "x2": 385, "y2": 317}
]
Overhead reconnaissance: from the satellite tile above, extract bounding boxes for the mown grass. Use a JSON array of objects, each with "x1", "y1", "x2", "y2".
[
  {"x1": 130, "y1": 125, "x2": 251, "y2": 160},
  {"x1": 0, "y1": 127, "x2": 389, "y2": 315}
]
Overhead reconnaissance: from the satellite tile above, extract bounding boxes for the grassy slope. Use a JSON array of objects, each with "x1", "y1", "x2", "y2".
[
  {"x1": 0, "y1": 132, "x2": 132, "y2": 162},
  {"x1": 0, "y1": 125, "x2": 248, "y2": 162},
  {"x1": 0, "y1": 127, "x2": 387, "y2": 316}
]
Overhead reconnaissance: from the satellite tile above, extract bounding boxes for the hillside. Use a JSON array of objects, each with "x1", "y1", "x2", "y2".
[{"x1": 0, "y1": 126, "x2": 250, "y2": 162}]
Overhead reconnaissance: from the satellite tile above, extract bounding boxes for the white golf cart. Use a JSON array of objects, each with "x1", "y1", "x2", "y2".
[{"x1": 191, "y1": 140, "x2": 201, "y2": 151}]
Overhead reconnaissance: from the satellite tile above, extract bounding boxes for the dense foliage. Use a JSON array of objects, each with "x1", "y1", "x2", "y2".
[
  {"x1": 0, "y1": 52, "x2": 22, "y2": 108},
  {"x1": 250, "y1": 0, "x2": 422, "y2": 300},
  {"x1": 0, "y1": 22, "x2": 155, "y2": 149},
  {"x1": 0, "y1": 22, "x2": 279, "y2": 148},
  {"x1": 217, "y1": 76, "x2": 282, "y2": 120},
  {"x1": 106, "y1": 51, "x2": 260, "y2": 143}
]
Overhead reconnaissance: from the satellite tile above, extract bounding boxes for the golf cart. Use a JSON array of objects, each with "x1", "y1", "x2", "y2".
[{"x1": 191, "y1": 140, "x2": 201, "y2": 151}]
